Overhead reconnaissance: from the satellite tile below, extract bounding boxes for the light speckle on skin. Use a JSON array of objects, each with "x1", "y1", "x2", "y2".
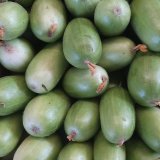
[{"x1": 151, "y1": 36, "x2": 160, "y2": 45}]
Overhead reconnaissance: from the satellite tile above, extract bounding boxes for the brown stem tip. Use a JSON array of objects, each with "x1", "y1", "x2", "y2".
[
  {"x1": 96, "y1": 76, "x2": 108, "y2": 93},
  {"x1": 0, "y1": 27, "x2": 4, "y2": 40},
  {"x1": 155, "y1": 101, "x2": 160, "y2": 107},
  {"x1": 84, "y1": 60, "x2": 96, "y2": 76},
  {"x1": 133, "y1": 44, "x2": 148, "y2": 53},
  {"x1": 48, "y1": 24, "x2": 57, "y2": 37},
  {"x1": 67, "y1": 131, "x2": 76, "y2": 141}
]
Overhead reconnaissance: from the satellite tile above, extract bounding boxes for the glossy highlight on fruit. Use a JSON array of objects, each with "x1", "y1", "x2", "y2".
[
  {"x1": 131, "y1": 0, "x2": 160, "y2": 52},
  {"x1": 0, "y1": 75, "x2": 35, "y2": 116},
  {"x1": 0, "y1": 38, "x2": 34, "y2": 72},
  {"x1": 13, "y1": 134, "x2": 63, "y2": 160},
  {"x1": 25, "y1": 42, "x2": 69, "y2": 94},
  {"x1": 0, "y1": 2, "x2": 29, "y2": 40},
  {"x1": 94, "y1": 131, "x2": 126, "y2": 160},
  {"x1": 100, "y1": 87, "x2": 135, "y2": 145},
  {"x1": 136, "y1": 106, "x2": 160, "y2": 152},
  {"x1": 63, "y1": 18, "x2": 102, "y2": 69},
  {"x1": 63, "y1": 64, "x2": 109, "y2": 98},
  {"x1": 128, "y1": 55, "x2": 160, "y2": 107},
  {"x1": 30, "y1": 0, "x2": 67, "y2": 43},
  {"x1": 64, "y1": 99, "x2": 99, "y2": 142},
  {"x1": 23, "y1": 90, "x2": 71, "y2": 137},
  {"x1": 98, "y1": 36, "x2": 135, "y2": 72},
  {"x1": 64, "y1": 0, "x2": 100, "y2": 17},
  {"x1": 58, "y1": 142, "x2": 92, "y2": 160},
  {"x1": 94, "y1": 0, "x2": 131, "y2": 36},
  {"x1": 0, "y1": 113, "x2": 23, "y2": 157}
]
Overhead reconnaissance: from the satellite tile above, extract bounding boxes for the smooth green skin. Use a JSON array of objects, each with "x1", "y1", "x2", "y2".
[
  {"x1": 63, "y1": 18, "x2": 102, "y2": 69},
  {"x1": 135, "y1": 51, "x2": 160, "y2": 58},
  {"x1": 58, "y1": 142, "x2": 92, "y2": 160},
  {"x1": 63, "y1": 65, "x2": 109, "y2": 98},
  {"x1": 136, "y1": 107, "x2": 160, "y2": 153},
  {"x1": 128, "y1": 55, "x2": 160, "y2": 107},
  {"x1": 12, "y1": 0, "x2": 34, "y2": 7},
  {"x1": 0, "y1": 113, "x2": 23, "y2": 157},
  {"x1": 30, "y1": 0, "x2": 67, "y2": 43},
  {"x1": 23, "y1": 90, "x2": 71, "y2": 137},
  {"x1": 94, "y1": 0, "x2": 131, "y2": 36},
  {"x1": 0, "y1": 2, "x2": 29, "y2": 40},
  {"x1": 131, "y1": 0, "x2": 160, "y2": 52},
  {"x1": 94, "y1": 131, "x2": 126, "y2": 160},
  {"x1": 13, "y1": 134, "x2": 63, "y2": 160},
  {"x1": 98, "y1": 37, "x2": 135, "y2": 72},
  {"x1": 64, "y1": 0, "x2": 100, "y2": 17},
  {"x1": 0, "y1": 75, "x2": 35, "y2": 116},
  {"x1": 126, "y1": 137, "x2": 160, "y2": 160},
  {"x1": 25, "y1": 42, "x2": 69, "y2": 94},
  {"x1": 0, "y1": 38, "x2": 34, "y2": 72},
  {"x1": 64, "y1": 100, "x2": 99, "y2": 142},
  {"x1": 100, "y1": 87, "x2": 135, "y2": 144}
]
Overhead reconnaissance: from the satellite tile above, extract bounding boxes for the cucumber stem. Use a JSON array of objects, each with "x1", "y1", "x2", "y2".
[
  {"x1": 0, "y1": 27, "x2": 4, "y2": 40},
  {"x1": 133, "y1": 44, "x2": 148, "y2": 53},
  {"x1": 67, "y1": 131, "x2": 76, "y2": 141},
  {"x1": 84, "y1": 60, "x2": 96, "y2": 75},
  {"x1": 155, "y1": 101, "x2": 160, "y2": 107},
  {"x1": 48, "y1": 24, "x2": 57, "y2": 37},
  {"x1": 96, "y1": 76, "x2": 108, "y2": 93}
]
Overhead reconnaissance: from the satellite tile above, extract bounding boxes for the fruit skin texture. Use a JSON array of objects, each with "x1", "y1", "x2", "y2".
[
  {"x1": 63, "y1": 65, "x2": 109, "y2": 98},
  {"x1": 131, "y1": 0, "x2": 160, "y2": 52},
  {"x1": 30, "y1": 0, "x2": 67, "y2": 43},
  {"x1": 0, "y1": 75, "x2": 35, "y2": 116},
  {"x1": 128, "y1": 55, "x2": 160, "y2": 107},
  {"x1": 94, "y1": 131, "x2": 126, "y2": 160},
  {"x1": 100, "y1": 87, "x2": 135, "y2": 145},
  {"x1": 0, "y1": 2, "x2": 29, "y2": 40},
  {"x1": 136, "y1": 107, "x2": 160, "y2": 153},
  {"x1": 63, "y1": 18, "x2": 102, "y2": 69},
  {"x1": 64, "y1": 99, "x2": 99, "y2": 142},
  {"x1": 98, "y1": 37, "x2": 135, "y2": 72},
  {"x1": 0, "y1": 113, "x2": 23, "y2": 157},
  {"x1": 126, "y1": 137, "x2": 160, "y2": 160},
  {"x1": 25, "y1": 42, "x2": 69, "y2": 94},
  {"x1": 13, "y1": 134, "x2": 63, "y2": 160},
  {"x1": 94, "y1": 0, "x2": 131, "y2": 36},
  {"x1": 64, "y1": 0, "x2": 100, "y2": 17},
  {"x1": 58, "y1": 142, "x2": 92, "y2": 160},
  {"x1": 0, "y1": 38, "x2": 34, "y2": 72},
  {"x1": 23, "y1": 90, "x2": 71, "y2": 137}
]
